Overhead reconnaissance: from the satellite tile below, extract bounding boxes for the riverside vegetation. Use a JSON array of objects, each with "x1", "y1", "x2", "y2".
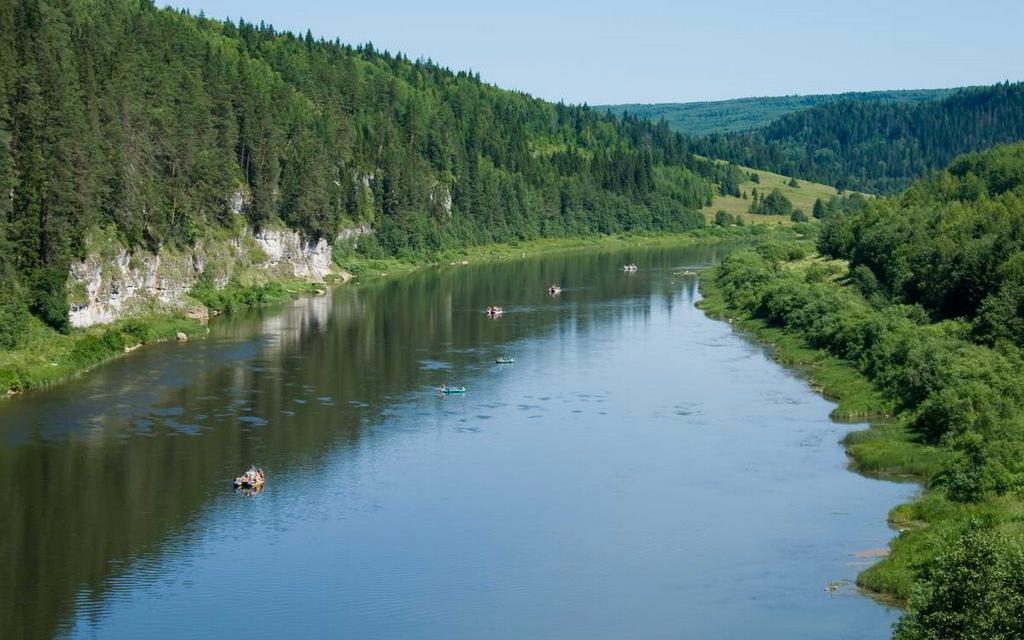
[{"x1": 701, "y1": 143, "x2": 1024, "y2": 639}]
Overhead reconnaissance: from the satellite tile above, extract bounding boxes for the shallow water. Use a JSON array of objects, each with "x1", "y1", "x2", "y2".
[{"x1": 0, "y1": 244, "x2": 912, "y2": 639}]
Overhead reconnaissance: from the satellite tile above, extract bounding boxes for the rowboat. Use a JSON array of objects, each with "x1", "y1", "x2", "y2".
[
  {"x1": 548, "y1": 285, "x2": 562, "y2": 295},
  {"x1": 623, "y1": 264, "x2": 638, "y2": 272},
  {"x1": 486, "y1": 306, "x2": 504, "y2": 317},
  {"x1": 495, "y1": 356, "x2": 515, "y2": 364},
  {"x1": 440, "y1": 385, "x2": 466, "y2": 394}
]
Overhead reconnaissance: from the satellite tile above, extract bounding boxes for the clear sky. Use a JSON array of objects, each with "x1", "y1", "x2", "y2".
[{"x1": 169, "y1": 0, "x2": 1023, "y2": 105}]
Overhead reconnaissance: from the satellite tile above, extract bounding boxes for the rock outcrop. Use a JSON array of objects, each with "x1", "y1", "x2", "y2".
[
  {"x1": 67, "y1": 224, "x2": 362, "y2": 328},
  {"x1": 254, "y1": 228, "x2": 333, "y2": 281}
]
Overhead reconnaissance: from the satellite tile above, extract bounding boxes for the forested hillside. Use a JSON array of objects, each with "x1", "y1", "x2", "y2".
[
  {"x1": 821, "y1": 142, "x2": 1024, "y2": 346},
  {"x1": 0, "y1": 0, "x2": 730, "y2": 336},
  {"x1": 688, "y1": 83, "x2": 1024, "y2": 193},
  {"x1": 599, "y1": 88, "x2": 954, "y2": 136}
]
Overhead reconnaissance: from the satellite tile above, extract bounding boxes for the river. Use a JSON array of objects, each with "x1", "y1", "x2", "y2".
[{"x1": 0, "y1": 243, "x2": 912, "y2": 639}]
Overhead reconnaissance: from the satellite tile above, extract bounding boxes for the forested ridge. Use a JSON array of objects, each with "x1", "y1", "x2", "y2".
[
  {"x1": 687, "y1": 82, "x2": 1024, "y2": 194},
  {"x1": 711, "y1": 143, "x2": 1024, "y2": 639},
  {"x1": 0, "y1": 0, "x2": 733, "y2": 337},
  {"x1": 598, "y1": 88, "x2": 955, "y2": 137}
]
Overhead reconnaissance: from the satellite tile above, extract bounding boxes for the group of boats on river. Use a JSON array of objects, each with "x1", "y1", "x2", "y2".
[
  {"x1": 451, "y1": 265, "x2": 638, "y2": 395},
  {"x1": 240, "y1": 265, "x2": 639, "y2": 487}
]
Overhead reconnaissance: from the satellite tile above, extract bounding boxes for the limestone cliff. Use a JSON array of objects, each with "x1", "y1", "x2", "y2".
[{"x1": 67, "y1": 224, "x2": 369, "y2": 328}]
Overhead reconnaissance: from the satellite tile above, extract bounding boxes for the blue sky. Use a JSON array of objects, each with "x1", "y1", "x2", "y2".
[{"x1": 169, "y1": 0, "x2": 1023, "y2": 105}]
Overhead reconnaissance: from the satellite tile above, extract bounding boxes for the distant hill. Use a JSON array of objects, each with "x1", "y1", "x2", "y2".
[
  {"x1": 688, "y1": 82, "x2": 1024, "y2": 193},
  {"x1": 597, "y1": 89, "x2": 957, "y2": 136}
]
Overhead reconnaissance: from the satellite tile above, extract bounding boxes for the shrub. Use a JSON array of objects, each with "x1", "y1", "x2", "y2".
[
  {"x1": 29, "y1": 268, "x2": 71, "y2": 333},
  {"x1": 804, "y1": 262, "x2": 844, "y2": 284},
  {"x1": 0, "y1": 281, "x2": 30, "y2": 349},
  {"x1": 894, "y1": 525, "x2": 1024, "y2": 639}
]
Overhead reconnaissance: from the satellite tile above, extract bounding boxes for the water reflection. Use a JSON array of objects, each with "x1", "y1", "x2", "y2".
[{"x1": 0, "y1": 243, "x2": 903, "y2": 640}]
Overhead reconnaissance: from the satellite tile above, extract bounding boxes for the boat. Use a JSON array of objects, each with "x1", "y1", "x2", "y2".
[
  {"x1": 548, "y1": 285, "x2": 562, "y2": 295},
  {"x1": 440, "y1": 385, "x2": 466, "y2": 394},
  {"x1": 623, "y1": 264, "x2": 638, "y2": 272},
  {"x1": 486, "y1": 306, "x2": 504, "y2": 317},
  {"x1": 495, "y1": 356, "x2": 515, "y2": 364},
  {"x1": 233, "y1": 466, "x2": 265, "y2": 490}
]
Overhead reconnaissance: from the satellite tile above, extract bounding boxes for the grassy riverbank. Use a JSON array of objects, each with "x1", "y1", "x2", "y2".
[
  {"x1": 697, "y1": 247, "x2": 1024, "y2": 607},
  {"x1": 333, "y1": 224, "x2": 790, "y2": 280},
  {"x1": 1, "y1": 224, "x2": 805, "y2": 396},
  {"x1": 0, "y1": 314, "x2": 206, "y2": 394}
]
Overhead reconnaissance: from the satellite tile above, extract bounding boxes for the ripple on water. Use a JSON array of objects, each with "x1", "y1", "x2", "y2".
[
  {"x1": 162, "y1": 419, "x2": 202, "y2": 436},
  {"x1": 150, "y1": 406, "x2": 185, "y2": 418}
]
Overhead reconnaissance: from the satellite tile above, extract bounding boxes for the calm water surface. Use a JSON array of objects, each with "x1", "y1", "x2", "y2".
[{"x1": 0, "y1": 244, "x2": 913, "y2": 639}]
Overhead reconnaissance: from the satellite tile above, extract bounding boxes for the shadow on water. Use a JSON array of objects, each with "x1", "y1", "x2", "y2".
[{"x1": 0, "y1": 243, "x2": 736, "y2": 639}]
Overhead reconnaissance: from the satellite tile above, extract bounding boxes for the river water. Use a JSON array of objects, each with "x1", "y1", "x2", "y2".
[{"x1": 0, "y1": 243, "x2": 912, "y2": 639}]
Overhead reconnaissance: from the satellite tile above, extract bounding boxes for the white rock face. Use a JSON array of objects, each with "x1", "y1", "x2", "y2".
[
  {"x1": 68, "y1": 250, "x2": 190, "y2": 328},
  {"x1": 67, "y1": 224, "x2": 361, "y2": 328},
  {"x1": 336, "y1": 222, "x2": 372, "y2": 244},
  {"x1": 254, "y1": 228, "x2": 333, "y2": 281}
]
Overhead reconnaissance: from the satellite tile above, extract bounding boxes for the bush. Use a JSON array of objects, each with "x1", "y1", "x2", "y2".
[
  {"x1": 894, "y1": 525, "x2": 1024, "y2": 640},
  {"x1": 804, "y1": 262, "x2": 844, "y2": 283},
  {"x1": 0, "y1": 282, "x2": 30, "y2": 349},
  {"x1": 790, "y1": 208, "x2": 808, "y2": 223},
  {"x1": 29, "y1": 268, "x2": 71, "y2": 333},
  {"x1": 848, "y1": 264, "x2": 881, "y2": 298},
  {"x1": 758, "y1": 189, "x2": 792, "y2": 216},
  {"x1": 755, "y1": 241, "x2": 807, "y2": 263}
]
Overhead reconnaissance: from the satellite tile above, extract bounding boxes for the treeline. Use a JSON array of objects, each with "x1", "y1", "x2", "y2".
[
  {"x1": 599, "y1": 88, "x2": 954, "y2": 136},
  {"x1": 713, "y1": 144, "x2": 1024, "y2": 638},
  {"x1": 688, "y1": 83, "x2": 1024, "y2": 193},
  {"x1": 0, "y1": 0, "x2": 723, "y2": 335}
]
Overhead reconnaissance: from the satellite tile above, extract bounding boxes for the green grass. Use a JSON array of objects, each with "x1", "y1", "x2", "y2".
[
  {"x1": 0, "y1": 314, "x2": 205, "y2": 394},
  {"x1": 701, "y1": 160, "x2": 850, "y2": 225},
  {"x1": 843, "y1": 423, "x2": 952, "y2": 479}
]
